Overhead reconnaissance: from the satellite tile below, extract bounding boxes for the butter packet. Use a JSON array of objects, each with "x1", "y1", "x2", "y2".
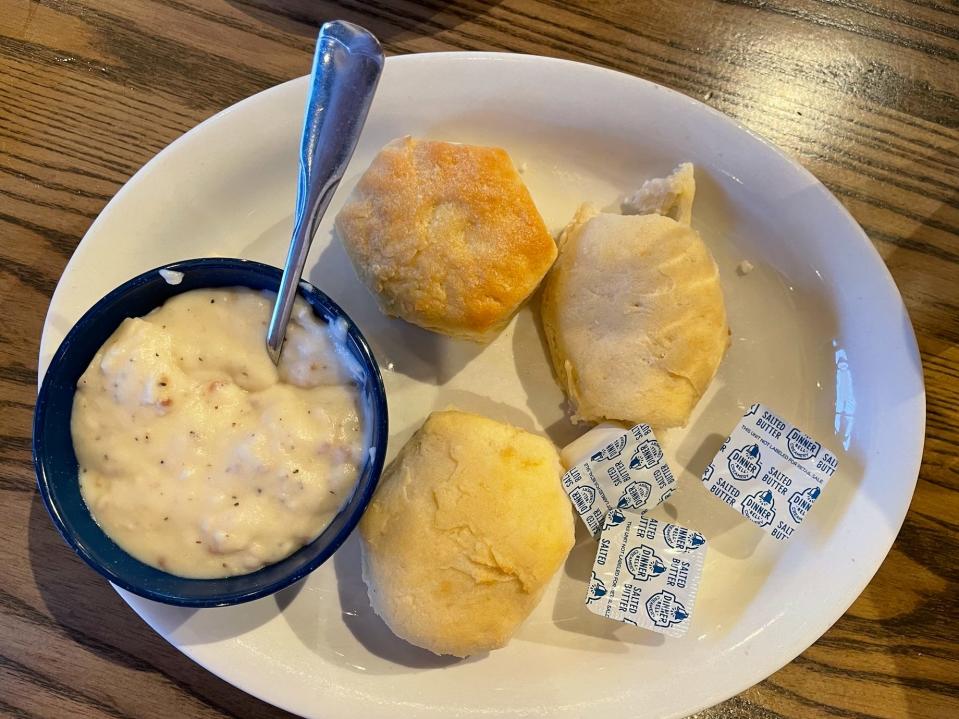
[
  {"x1": 561, "y1": 424, "x2": 677, "y2": 536},
  {"x1": 702, "y1": 403, "x2": 839, "y2": 540},
  {"x1": 586, "y1": 514, "x2": 707, "y2": 637}
]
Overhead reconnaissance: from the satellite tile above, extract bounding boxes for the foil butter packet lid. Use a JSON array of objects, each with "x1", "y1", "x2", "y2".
[
  {"x1": 702, "y1": 403, "x2": 839, "y2": 540},
  {"x1": 561, "y1": 424, "x2": 677, "y2": 537},
  {"x1": 586, "y1": 514, "x2": 707, "y2": 637},
  {"x1": 562, "y1": 423, "x2": 704, "y2": 637}
]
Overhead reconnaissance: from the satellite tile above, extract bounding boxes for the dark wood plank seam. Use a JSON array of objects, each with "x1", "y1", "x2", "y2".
[
  {"x1": 0, "y1": 434, "x2": 31, "y2": 455},
  {"x1": 229, "y1": 0, "x2": 520, "y2": 54},
  {"x1": 0, "y1": 654, "x2": 134, "y2": 719},
  {"x1": 0, "y1": 187, "x2": 99, "y2": 221},
  {"x1": 903, "y1": 0, "x2": 959, "y2": 18},
  {"x1": 0, "y1": 211, "x2": 81, "y2": 258},
  {"x1": 763, "y1": 125, "x2": 959, "y2": 208},
  {"x1": 148, "y1": 0, "x2": 313, "y2": 52},
  {"x1": 0, "y1": 147, "x2": 123, "y2": 187},
  {"x1": 0, "y1": 164, "x2": 113, "y2": 204},
  {"x1": 0, "y1": 106, "x2": 143, "y2": 176},
  {"x1": 922, "y1": 353, "x2": 959, "y2": 380},
  {"x1": 718, "y1": 0, "x2": 959, "y2": 62},
  {"x1": 0, "y1": 588, "x2": 249, "y2": 719},
  {"x1": 0, "y1": 126, "x2": 132, "y2": 182},
  {"x1": 827, "y1": 0, "x2": 959, "y2": 42},
  {"x1": 911, "y1": 507, "x2": 959, "y2": 532},
  {"x1": 0, "y1": 85, "x2": 164, "y2": 165},
  {"x1": 0, "y1": 51, "x2": 197, "y2": 137},
  {"x1": 763, "y1": 675, "x2": 881, "y2": 719},
  {"x1": 0, "y1": 257, "x2": 58, "y2": 296},
  {"x1": 825, "y1": 185, "x2": 959, "y2": 259},
  {"x1": 0, "y1": 364, "x2": 38, "y2": 386},
  {"x1": 0, "y1": 400, "x2": 35, "y2": 412},
  {"x1": 813, "y1": 627, "x2": 959, "y2": 661},
  {"x1": 0, "y1": 476, "x2": 34, "y2": 493},
  {"x1": 28, "y1": 0, "x2": 298, "y2": 110},
  {"x1": 0, "y1": 695, "x2": 45, "y2": 719},
  {"x1": 339, "y1": 0, "x2": 521, "y2": 53}
]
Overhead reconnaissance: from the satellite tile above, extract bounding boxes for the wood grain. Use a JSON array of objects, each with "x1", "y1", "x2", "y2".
[{"x1": 1, "y1": 1, "x2": 957, "y2": 717}]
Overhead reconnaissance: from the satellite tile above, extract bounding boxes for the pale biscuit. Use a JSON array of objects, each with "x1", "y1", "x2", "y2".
[
  {"x1": 541, "y1": 202, "x2": 728, "y2": 428},
  {"x1": 358, "y1": 410, "x2": 574, "y2": 657}
]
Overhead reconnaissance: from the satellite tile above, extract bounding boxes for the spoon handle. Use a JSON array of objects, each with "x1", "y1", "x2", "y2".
[{"x1": 267, "y1": 21, "x2": 384, "y2": 363}]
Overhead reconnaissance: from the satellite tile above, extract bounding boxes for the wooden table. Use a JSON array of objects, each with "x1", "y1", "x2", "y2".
[{"x1": 2, "y1": 1, "x2": 956, "y2": 717}]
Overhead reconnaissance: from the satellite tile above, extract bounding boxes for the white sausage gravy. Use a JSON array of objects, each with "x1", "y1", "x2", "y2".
[{"x1": 71, "y1": 287, "x2": 365, "y2": 578}]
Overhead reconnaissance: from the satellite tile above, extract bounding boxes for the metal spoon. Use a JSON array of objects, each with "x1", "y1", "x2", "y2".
[{"x1": 266, "y1": 20, "x2": 384, "y2": 364}]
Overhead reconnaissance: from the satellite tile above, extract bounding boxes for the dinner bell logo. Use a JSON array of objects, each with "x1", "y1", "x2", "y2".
[
  {"x1": 590, "y1": 435, "x2": 628, "y2": 462},
  {"x1": 629, "y1": 439, "x2": 663, "y2": 470},
  {"x1": 625, "y1": 544, "x2": 667, "y2": 582},
  {"x1": 741, "y1": 489, "x2": 776, "y2": 527},
  {"x1": 663, "y1": 524, "x2": 706, "y2": 552},
  {"x1": 728, "y1": 444, "x2": 762, "y2": 481},
  {"x1": 646, "y1": 590, "x2": 689, "y2": 628},
  {"x1": 786, "y1": 429, "x2": 821, "y2": 461},
  {"x1": 603, "y1": 508, "x2": 627, "y2": 530},
  {"x1": 617, "y1": 481, "x2": 651, "y2": 510},
  {"x1": 569, "y1": 485, "x2": 596, "y2": 514},
  {"x1": 788, "y1": 486, "x2": 821, "y2": 523},
  {"x1": 586, "y1": 572, "x2": 607, "y2": 603}
]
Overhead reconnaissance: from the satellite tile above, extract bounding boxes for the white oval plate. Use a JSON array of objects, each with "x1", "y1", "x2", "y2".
[{"x1": 39, "y1": 53, "x2": 925, "y2": 718}]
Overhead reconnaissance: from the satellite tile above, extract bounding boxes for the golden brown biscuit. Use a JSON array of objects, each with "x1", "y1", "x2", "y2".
[
  {"x1": 358, "y1": 410, "x2": 574, "y2": 657},
  {"x1": 541, "y1": 202, "x2": 729, "y2": 428},
  {"x1": 335, "y1": 137, "x2": 557, "y2": 341}
]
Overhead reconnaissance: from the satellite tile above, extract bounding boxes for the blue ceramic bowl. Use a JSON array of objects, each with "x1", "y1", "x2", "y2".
[{"x1": 33, "y1": 258, "x2": 388, "y2": 607}]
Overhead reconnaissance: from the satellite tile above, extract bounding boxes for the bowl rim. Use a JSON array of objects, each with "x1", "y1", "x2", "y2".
[{"x1": 32, "y1": 257, "x2": 389, "y2": 607}]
